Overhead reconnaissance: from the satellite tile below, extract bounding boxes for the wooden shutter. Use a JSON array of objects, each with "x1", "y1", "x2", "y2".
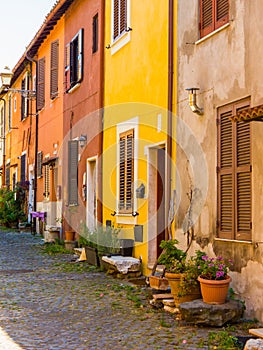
[
  {"x1": 217, "y1": 101, "x2": 251, "y2": 241},
  {"x1": 37, "y1": 151, "x2": 43, "y2": 178},
  {"x1": 20, "y1": 154, "x2": 26, "y2": 183},
  {"x1": 50, "y1": 40, "x2": 59, "y2": 99},
  {"x1": 119, "y1": 130, "x2": 134, "y2": 213},
  {"x1": 120, "y1": 0, "x2": 127, "y2": 35},
  {"x1": 65, "y1": 43, "x2": 71, "y2": 92},
  {"x1": 6, "y1": 165, "x2": 10, "y2": 188},
  {"x1": 218, "y1": 108, "x2": 233, "y2": 239},
  {"x1": 68, "y1": 140, "x2": 78, "y2": 205},
  {"x1": 21, "y1": 74, "x2": 29, "y2": 120},
  {"x1": 44, "y1": 165, "x2": 50, "y2": 198},
  {"x1": 92, "y1": 14, "x2": 99, "y2": 53},
  {"x1": 113, "y1": 0, "x2": 119, "y2": 39},
  {"x1": 200, "y1": 0, "x2": 229, "y2": 38},
  {"x1": 37, "y1": 57, "x2": 45, "y2": 111},
  {"x1": 215, "y1": 0, "x2": 229, "y2": 30}
]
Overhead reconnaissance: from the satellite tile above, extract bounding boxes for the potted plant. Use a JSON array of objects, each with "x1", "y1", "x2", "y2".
[
  {"x1": 157, "y1": 240, "x2": 205, "y2": 305},
  {"x1": 197, "y1": 254, "x2": 233, "y2": 304}
]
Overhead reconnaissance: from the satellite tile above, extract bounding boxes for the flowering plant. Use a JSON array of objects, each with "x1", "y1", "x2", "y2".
[{"x1": 198, "y1": 255, "x2": 233, "y2": 280}]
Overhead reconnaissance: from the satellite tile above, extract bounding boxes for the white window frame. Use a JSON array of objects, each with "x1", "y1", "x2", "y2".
[
  {"x1": 111, "y1": 0, "x2": 131, "y2": 55},
  {"x1": 116, "y1": 116, "x2": 138, "y2": 224}
]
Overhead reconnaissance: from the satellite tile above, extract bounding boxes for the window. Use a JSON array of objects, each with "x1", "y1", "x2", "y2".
[
  {"x1": 113, "y1": 0, "x2": 127, "y2": 41},
  {"x1": 50, "y1": 40, "x2": 59, "y2": 99},
  {"x1": 119, "y1": 129, "x2": 134, "y2": 213},
  {"x1": 65, "y1": 29, "x2": 83, "y2": 92},
  {"x1": 68, "y1": 140, "x2": 78, "y2": 205},
  {"x1": 44, "y1": 165, "x2": 50, "y2": 199},
  {"x1": 92, "y1": 14, "x2": 99, "y2": 53},
  {"x1": 37, "y1": 57, "x2": 45, "y2": 111},
  {"x1": 21, "y1": 72, "x2": 29, "y2": 120},
  {"x1": 37, "y1": 151, "x2": 43, "y2": 178},
  {"x1": 217, "y1": 100, "x2": 251, "y2": 241},
  {"x1": 200, "y1": 0, "x2": 229, "y2": 38},
  {"x1": 20, "y1": 154, "x2": 26, "y2": 183},
  {"x1": 6, "y1": 164, "x2": 10, "y2": 188},
  {"x1": 8, "y1": 96, "x2": 12, "y2": 131}
]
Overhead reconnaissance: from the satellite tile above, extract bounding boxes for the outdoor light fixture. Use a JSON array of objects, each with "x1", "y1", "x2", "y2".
[
  {"x1": 0, "y1": 66, "x2": 13, "y2": 88},
  {"x1": 185, "y1": 87, "x2": 203, "y2": 115},
  {"x1": 79, "y1": 134, "x2": 87, "y2": 148}
]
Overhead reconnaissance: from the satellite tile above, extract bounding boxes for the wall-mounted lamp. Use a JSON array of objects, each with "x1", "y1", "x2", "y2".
[
  {"x1": 0, "y1": 66, "x2": 13, "y2": 88},
  {"x1": 185, "y1": 87, "x2": 203, "y2": 115},
  {"x1": 79, "y1": 134, "x2": 87, "y2": 148}
]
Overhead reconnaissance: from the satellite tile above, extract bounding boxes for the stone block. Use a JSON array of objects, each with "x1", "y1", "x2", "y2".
[
  {"x1": 244, "y1": 339, "x2": 263, "y2": 350},
  {"x1": 179, "y1": 299, "x2": 245, "y2": 327}
]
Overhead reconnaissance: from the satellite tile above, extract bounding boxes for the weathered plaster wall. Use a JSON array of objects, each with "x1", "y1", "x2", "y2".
[{"x1": 177, "y1": 0, "x2": 263, "y2": 321}]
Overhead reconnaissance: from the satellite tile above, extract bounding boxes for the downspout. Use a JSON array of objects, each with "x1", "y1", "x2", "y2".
[
  {"x1": 97, "y1": 0, "x2": 105, "y2": 225},
  {"x1": 166, "y1": 0, "x2": 174, "y2": 240},
  {"x1": 0, "y1": 98, "x2": 6, "y2": 187},
  {"x1": 26, "y1": 53, "x2": 38, "y2": 216}
]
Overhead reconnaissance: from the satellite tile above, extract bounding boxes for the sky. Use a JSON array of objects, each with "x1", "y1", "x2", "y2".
[{"x1": 0, "y1": 0, "x2": 57, "y2": 71}]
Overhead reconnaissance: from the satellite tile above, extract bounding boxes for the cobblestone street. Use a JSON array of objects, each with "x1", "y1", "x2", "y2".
[{"x1": 0, "y1": 231, "x2": 257, "y2": 349}]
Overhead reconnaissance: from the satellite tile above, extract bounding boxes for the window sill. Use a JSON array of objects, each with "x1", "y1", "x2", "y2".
[
  {"x1": 214, "y1": 238, "x2": 252, "y2": 244},
  {"x1": 196, "y1": 23, "x2": 230, "y2": 45},
  {"x1": 67, "y1": 83, "x2": 80, "y2": 94},
  {"x1": 111, "y1": 31, "x2": 131, "y2": 55},
  {"x1": 116, "y1": 213, "x2": 137, "y2": 225}
]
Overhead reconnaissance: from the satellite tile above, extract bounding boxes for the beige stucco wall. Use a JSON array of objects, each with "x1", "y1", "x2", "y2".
[{"x1": 177, "y1": 0, "x2": 263, "y2": 321}]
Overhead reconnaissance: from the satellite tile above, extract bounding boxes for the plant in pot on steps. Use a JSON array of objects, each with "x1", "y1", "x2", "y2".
[
  {"x1": 157, "y1": 239, "x2": 205, "y2": 306},
  {"x1": 197, "y1": 254, "x2": 233, "y2": 304}
]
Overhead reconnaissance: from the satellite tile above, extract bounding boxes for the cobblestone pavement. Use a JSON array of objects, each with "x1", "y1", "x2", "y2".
[{"x1": 0, "y1": 231, "x2": 256, "y2": 350}]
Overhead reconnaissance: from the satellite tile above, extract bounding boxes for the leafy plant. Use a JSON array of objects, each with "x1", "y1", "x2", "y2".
[
  {"x1": 158, "y1": 239, "x2": 186, "y2": 273},
  {"x1": 0, "y1": 187, "x2": 27, "y2": 227},
  {"x1": 207, "y1": 330, "x2": 239, "y2": 349}
]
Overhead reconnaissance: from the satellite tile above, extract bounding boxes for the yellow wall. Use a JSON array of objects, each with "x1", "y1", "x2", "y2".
[{"x1": 103, "y1": 0, "x2": 177, "y2": 274}]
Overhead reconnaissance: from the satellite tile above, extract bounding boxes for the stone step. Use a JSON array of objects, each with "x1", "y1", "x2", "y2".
[
  {"x1": 249, "y1": 328, "x2": 263, "y2": 338},
  {"x1": 153, "y1": 293, "x2": 173, "y2": 300}
]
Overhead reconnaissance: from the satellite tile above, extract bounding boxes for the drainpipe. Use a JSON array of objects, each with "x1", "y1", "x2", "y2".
[
  {"x1": 166, "y1": 0, "x2": 174, "y2": 240},
  {"x1": 0, "y1": 98, "x2": 6, "y2": 187},
  {"x1": 26, "y1": 53, "x2": 38, "y2": 217},
  {"x1": 97, "y1": 0, "x2": 105, "y2": 226}
]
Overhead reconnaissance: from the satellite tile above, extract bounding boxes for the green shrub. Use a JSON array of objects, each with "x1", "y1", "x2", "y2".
[{"x1": 0, "y1": 187, "x2": 27, "y2": 227}]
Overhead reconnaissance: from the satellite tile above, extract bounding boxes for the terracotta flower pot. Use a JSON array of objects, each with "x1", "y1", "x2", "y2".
[
  {"x1": 165, "y1": 272, "x2": 201, "y2": 306},
  {"x1": 198, "y1": 275, "x2": 231, "y2": 305}
]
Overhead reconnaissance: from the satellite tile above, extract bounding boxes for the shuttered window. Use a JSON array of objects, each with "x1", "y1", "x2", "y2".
[
  {"x1": 37, "y1": 151, "x2": 43, "y2": 178},
  {"x1": 68, "y1": 140, "x2": 78, "y2": 205},
  {"x1": 200, "y1": 0, "x2": 229, "y2": 38},
  {"x1": 119, "y1": 129, "x2": 134, "y2": 213},
  {"x1": 65, "y1": 29, "x2": 84, "y2": 92},
  {"x1": 20, "y1": 154, "x2": 26, "y2": 183},
  {"x1": 21, "y1": 73, "x2": 29, "y2": 120},
  {"x1": 92, "y1": 14, "x2": 99, "y2": 53},
  {"x1": 6, "y1": 164, "x2": 10, "y2": 188},
  {"x1": 50, "y1": 40, "x2": 59, "y2": 99},
  {"x1": 113, "y1": 0, "x2": 127, "y2": 40},
  {"x1": 217, "y1": 100, "x2": 251, "y2": 241},
  {"x1": 37, "y1": 57, "x2": 45, "y2": 111}
]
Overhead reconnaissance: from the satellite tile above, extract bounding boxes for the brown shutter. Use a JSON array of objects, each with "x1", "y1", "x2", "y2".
[
  {"x1": 113, "y1": 0, "x2": 119, "y2": 39},
  {"x1": 120, "y1": 0, "x2": 127, "y2": 35},
  {"x1": 50, "y1": 40, "x2": 59, "y2": 99},
  {"x1": 92, "y1": 14, "x2": 99, "y2": 53},
  {"x1": 200, "y1": 0, "x2": 229, "y2": 38},
  {"x1": 37, "y1": 58, "x2": 45, "y2": 111},
  {"x1": 119, "y1": 130, "x2": 134, "y2": 213},
  {"x1": 65, "y1": 43, "x2": 71, "y2": 92},
  {"x1": 215, "y1": 0, "x2": 229, "y2": 30},
  {"x1": 200, "y1": 0, "x2": 213, "y2": 38},
  {"x1": 44, "y1": 165, "x2": 50, "y2": 198},
  {"x1": 217, "y1": 101, "x2": 251, "y2": 241},
  {"x1": 218, "y1": 108, "x2": 234, "y2": 239},
  {"x1": 68, "y1": 140, "x2": 78, "y2": 205}
]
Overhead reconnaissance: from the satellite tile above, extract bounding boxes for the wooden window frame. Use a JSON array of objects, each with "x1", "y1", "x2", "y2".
[
  {"x1": 118, "y1": 129, "x2": 134, "y2": 214},
  {"x1": 21, "y1": 72, "x2": 30, "y2": 121},
  {"x1": 37, "y1": 151, "x2": 43, "y2": 178},
  {"x1": 50, "y1": 40, "x2": 59, "y2": 99},
  {"x1": 217, "y1": 99, "x2": 252, "y2": 241},
  {"x1": 200, "y1": 0, "x2": 229, "y2": 38}
]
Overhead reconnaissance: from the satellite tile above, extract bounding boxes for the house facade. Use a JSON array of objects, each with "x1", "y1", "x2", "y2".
[
  {"x1": 177, "y1": 0, "x2": 263, "y2": 321},
  {"x1": 103, "y1": 0, "x2": 176, "y2": 274}
]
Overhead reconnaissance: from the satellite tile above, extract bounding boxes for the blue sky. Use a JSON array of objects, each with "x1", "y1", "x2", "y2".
[{"x1": 0, "y1": 0, "x2": 57, "y2": 71}]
